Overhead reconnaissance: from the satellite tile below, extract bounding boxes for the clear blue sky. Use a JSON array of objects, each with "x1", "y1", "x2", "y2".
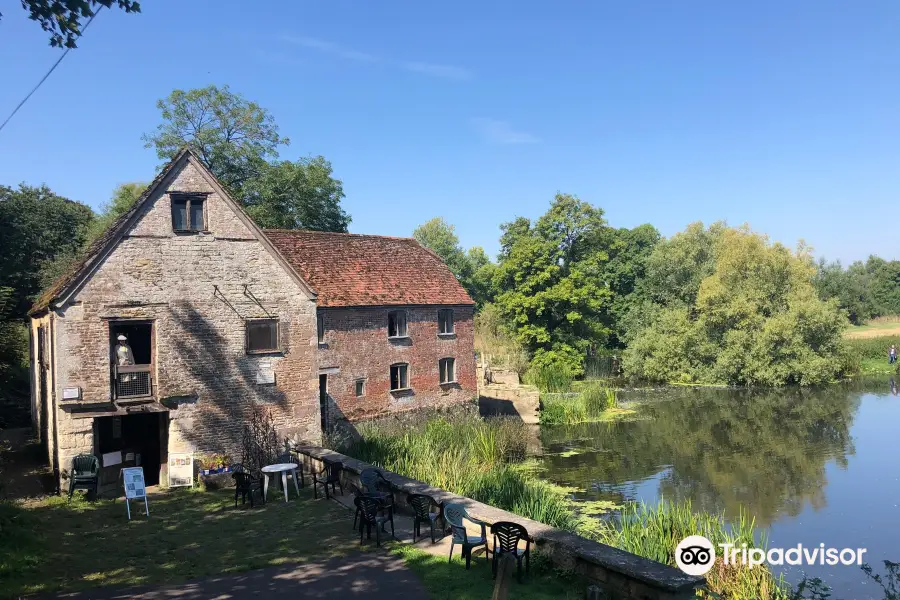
[{"x1": 1, "y1": 1, "x2": 898, "y2": 264}]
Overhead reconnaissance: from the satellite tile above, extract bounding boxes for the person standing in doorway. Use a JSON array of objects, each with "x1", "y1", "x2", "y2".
[{"x1": 116, "y1": 334, "x2": 136, "y2": 381}]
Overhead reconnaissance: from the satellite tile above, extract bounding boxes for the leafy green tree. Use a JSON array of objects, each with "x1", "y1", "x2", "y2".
[
  {"x1": 624, "y1": 225, "x2": 850, "y2": 386},
  {"x1": 413, "y1": 217, "x2": 495, "y2": 307},
  {"x1": 143, "y1": 85, "x2": 289, "y2": 193},
  {"x1": 86, "y1": 182, "x2": 146, "y2": 242},
  {"x1": 242, "y1": 158, "x2": 350, "y2": 232},
  {"x1": 5, "y1": 0, "x2": 140, "y2": 48},
  {"x1": 865, "y1": 256, "x2": 900, "y2": 316},
  {"x1": 814, "y1": 259, "x2": 876, "y2": 325},
  {"x1": 600, "y1": 223, "x2": 660, "y2": 346},
  {"x1": 493, "y1": 194, "x2": 613, "y2": 374},
  {"x1": 0, "y1": 184, "x2": 95, "y2": 315}
]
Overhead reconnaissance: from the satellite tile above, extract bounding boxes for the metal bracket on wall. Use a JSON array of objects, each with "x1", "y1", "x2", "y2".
[
  {"x1": 212, "y1": 285, "x2": 244, "y2": 319},
  {"x1": 242, "y1": 284, "x2": 275, "y2": 318}
]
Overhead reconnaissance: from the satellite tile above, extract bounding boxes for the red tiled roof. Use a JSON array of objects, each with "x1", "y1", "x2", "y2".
[{"x1": 264, "y1": 230, "x2": 474, "y2": 307}]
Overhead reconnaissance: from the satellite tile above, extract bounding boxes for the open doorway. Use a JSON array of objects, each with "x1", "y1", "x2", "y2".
[
  {"x1": 109, "y1": 321, "x2": 154, "y2": 399},
  {"x1": 95, "y1": 412, "x2": 166, "y2": 488}
]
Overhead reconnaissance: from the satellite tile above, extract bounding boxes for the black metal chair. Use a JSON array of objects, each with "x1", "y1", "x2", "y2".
[
  {"x1": 491, "y1": 521, "x2": 531, "y2": 581},
  {"x1": 355, "y1": 495, "x2": 394, "y2": 546},
  {"x1": 312, "y1": 460, "x2": 343, "y2": 499},
  {"x1": 275, "y1": 451, "x2": 305, "y2": 489},
  {"x1": 67, "y1": 454, "x2": 99, "y2": 502},
  {"x1": 231, "y1": 464, "x2": 265, "y2": 508},
  {"x1": 408, "y1": 493, "x2": 442, "y2": 543}
]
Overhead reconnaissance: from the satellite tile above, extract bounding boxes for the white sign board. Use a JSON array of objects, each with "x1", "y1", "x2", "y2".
[
  {"x1": 255, "y1": 360, "x2": 275, "y2": 385},
  {"x1": 121, "y1": 466, "x2": 149, "y2": 519},
  {"x1": 168, "y1": 453, "x2": 194, "y2": 488}
]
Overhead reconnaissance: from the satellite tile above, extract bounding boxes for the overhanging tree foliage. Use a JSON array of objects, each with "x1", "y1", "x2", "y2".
[{"x1": 5, "y1": 0, "x2": 141, "y2": 48}]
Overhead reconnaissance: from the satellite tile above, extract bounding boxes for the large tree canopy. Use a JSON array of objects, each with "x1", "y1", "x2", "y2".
[
  {"x1": 143, "y1": 85, "x2": 351, "y2": 232},
  {"x1": 243, "y1": 158, "x2": 350, "y2": 232},
  {"x1": 493, "y1": 194, "x2": 614, "y2": 374},
  {"x1": 4, "y1": 0, "x2": 140, "y2": 48},
  {"x1": 623, "y1": 224, "x2": 851, "y2": 386},
  {"x1": 85, "y1": 181, "x2": 146, "y2": 242},
  {"x1": 143, "y1": 85, "x2": 288, "y2": 193},
  {"x1": 0, "y1": 184, "x2": 95, "y2": 315}
]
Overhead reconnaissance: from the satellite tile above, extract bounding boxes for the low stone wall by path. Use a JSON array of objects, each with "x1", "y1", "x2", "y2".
[{"x1": 293, "y1": 444, "x2": 704, "y2": 600}]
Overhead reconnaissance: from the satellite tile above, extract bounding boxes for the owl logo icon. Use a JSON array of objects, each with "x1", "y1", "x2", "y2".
[{"x1": 675, "y1": 535, "x2": 716, "y2": 576}]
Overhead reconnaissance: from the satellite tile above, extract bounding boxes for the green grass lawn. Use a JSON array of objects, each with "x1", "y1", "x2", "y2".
[
  {"x1": 0, "y1": 486, "x2": 587, "y2": 600},
  {"x1": 0, "y1": 487, "x2": 357, "y2": 599},
  {"x1": 859, "y1": 357, "x2": 898, "y2": 376}
]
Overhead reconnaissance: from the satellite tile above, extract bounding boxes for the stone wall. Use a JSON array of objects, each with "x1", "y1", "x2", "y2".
[
  {"x1": 293, "y1": 444, "x2": 705, "y2": 600},
  {"x1": 317, "y1": 305, "x2": 476, "y2": 423},
  {"x1": 44, "y1": 158, "x2": 320, "y2": 485}
]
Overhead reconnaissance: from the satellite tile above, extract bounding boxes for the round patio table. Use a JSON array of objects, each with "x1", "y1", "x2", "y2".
[{"x1": 261, "y1": 463, "x2": 301, "y2": 503}]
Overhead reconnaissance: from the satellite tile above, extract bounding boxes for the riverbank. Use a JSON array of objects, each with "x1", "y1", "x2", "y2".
[{"x1": 338, "y1": 412, "x2": 798, "y2": 599}]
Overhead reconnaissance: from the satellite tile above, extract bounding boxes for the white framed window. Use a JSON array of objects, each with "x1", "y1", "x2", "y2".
[
  {"x1": 390, "y1": 363, "x2": 409, "y2": 390},
  {"x1": 439, "y1": 357, "x2": 456, "y2": 384},
  {"x1": 355, "y1": 378, "x2": 366, "y2": 397},
  {"x1": 388, "y1": 310, "x2": 408, "y2": 338},
  {"x1": 438, "y1": 309, "x2": 454, "y2": 335},
  {"x1": 317, "y1": 313, "x2": 325, "y2": 344}
]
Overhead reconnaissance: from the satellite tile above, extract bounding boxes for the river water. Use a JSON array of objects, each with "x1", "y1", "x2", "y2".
[{"x1": 537, "y1": 378, "x2": 900, "y2": 599}]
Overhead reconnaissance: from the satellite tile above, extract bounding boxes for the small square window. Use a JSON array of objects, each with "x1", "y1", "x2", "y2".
[
  {"x1": 355, "y1": 379, "x2": 366, "y2": 397},
  {"x1": 438, "y1": 309, "x2": 454, "y2": 335},
  {"x1": 390, "y1": 363, "x2": 409, "y2": 390},
  {"x1": 317, "y1": 313, "x2": 325, "y2": 344},
  {"x1": 439, "y1": 357, "x2": 456, "y2": 384},
  {"x1": 388, "y1": 310, "x2": 408, "y2": 338},
  {"x1": 246, "y1": 319, "x2": 279, "y2": 353},
  {"x1": 171, "y1": 194, "x2": 206, "y2": 232}
]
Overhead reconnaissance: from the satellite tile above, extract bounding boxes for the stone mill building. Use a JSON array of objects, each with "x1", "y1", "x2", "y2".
[{"x1": 28, "y1": 148, "x2": 476, "y2": 491}]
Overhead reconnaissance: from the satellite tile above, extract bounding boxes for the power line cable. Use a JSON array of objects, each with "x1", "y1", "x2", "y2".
[{"x1": 0, "y1": 8, "x2": 102, "y2": 135}]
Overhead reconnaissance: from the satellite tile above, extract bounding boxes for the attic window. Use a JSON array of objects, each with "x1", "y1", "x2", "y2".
[
  {"x1": 388, "y1": 310, "x2": 408, "y2": 338},
  {"x1": 171, "y1": 193, "x2": 206, "y2": 232}
]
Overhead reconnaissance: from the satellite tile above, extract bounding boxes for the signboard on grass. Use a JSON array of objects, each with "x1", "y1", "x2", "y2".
[
  {"x1": 168, "y1": 453, "x2": 194, "y2": 488},
  {"x1": 121, "y1": 466, "x2": 149, "y2": 519}
]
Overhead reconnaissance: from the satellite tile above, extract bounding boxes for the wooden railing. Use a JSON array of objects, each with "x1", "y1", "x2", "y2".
[{"x1": 114, "y1": 364, "x2": 153, "y2": 399}]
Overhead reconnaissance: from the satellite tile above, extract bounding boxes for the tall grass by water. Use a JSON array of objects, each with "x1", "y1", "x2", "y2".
[
  {"x1": 597, "y1": 500, "x2": 793, "y2": 600},
  {"x1": 523, "y1": 364, "x2": 574, "y2": 392},
  {"x1": 540, "y1": 383, "x2": 620, "y2": 425},
  {"x1": 341, "y1": 413, "x2": 577, "y2": 530}
]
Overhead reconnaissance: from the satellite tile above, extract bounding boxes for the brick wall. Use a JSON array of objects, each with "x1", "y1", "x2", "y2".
[
  {"x1": 46, "y1": 159, "x2": 320, "y2": 485},
  {"x1": 317, "y1": 305, "x2": 477, "y2": 423}
]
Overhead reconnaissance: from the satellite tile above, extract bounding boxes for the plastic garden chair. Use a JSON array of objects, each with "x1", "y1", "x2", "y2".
[
  {"x1": 354, "y1": 495, "x2": 394, "y2": 546},
  {"x1": 312, "y1": 460, "x2": 343, "y2": 499},
  {"x1": 231, "y1": 464, "x2": 265, "y2": 508},
  {"x1": 444, "y1": 502, "x2": 490, "y2": 569},
  {"x1": 67, "y1": 454, "x2": 99, "y2": 501},
  {"x1": 408, "y1": 493, "x2": 442, "y2": 543},
  {"x1": 491, "y1": 521, "x2": 531, "y2": 581}
]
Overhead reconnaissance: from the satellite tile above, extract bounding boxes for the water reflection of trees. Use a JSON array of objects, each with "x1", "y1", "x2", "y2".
[{"x1": 540, "y1": 384, "x2": 870, "y2": 526}]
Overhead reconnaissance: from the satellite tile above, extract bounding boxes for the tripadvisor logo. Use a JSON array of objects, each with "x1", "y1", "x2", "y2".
[
  {"x1": 675, "y1": 535, "x2": 716, "y2": 576},
  {"x1": 675, "y1": 536, "x2": 869, "y2": 576}
]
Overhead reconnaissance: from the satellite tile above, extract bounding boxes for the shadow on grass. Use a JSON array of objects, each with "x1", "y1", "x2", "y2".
[
  {"x1": 0, "y1": 488, "x2": 360, "y2": 599},
  {"x1": 389, "y1": 543, "x2": 583, "y2": 600}
]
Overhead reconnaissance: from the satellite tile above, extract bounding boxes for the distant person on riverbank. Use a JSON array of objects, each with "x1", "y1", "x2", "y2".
[{"x1": 890, "y1": 345, "x2": 897, "y2": 365}]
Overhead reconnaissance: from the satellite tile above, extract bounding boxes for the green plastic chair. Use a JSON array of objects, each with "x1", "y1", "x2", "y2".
[
  {"x1": 68, "y1": 454, "x2": 100, "y2": 501},
  {"x1": 444, "y1": 502, "x2": 490, "y2": 569}
]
